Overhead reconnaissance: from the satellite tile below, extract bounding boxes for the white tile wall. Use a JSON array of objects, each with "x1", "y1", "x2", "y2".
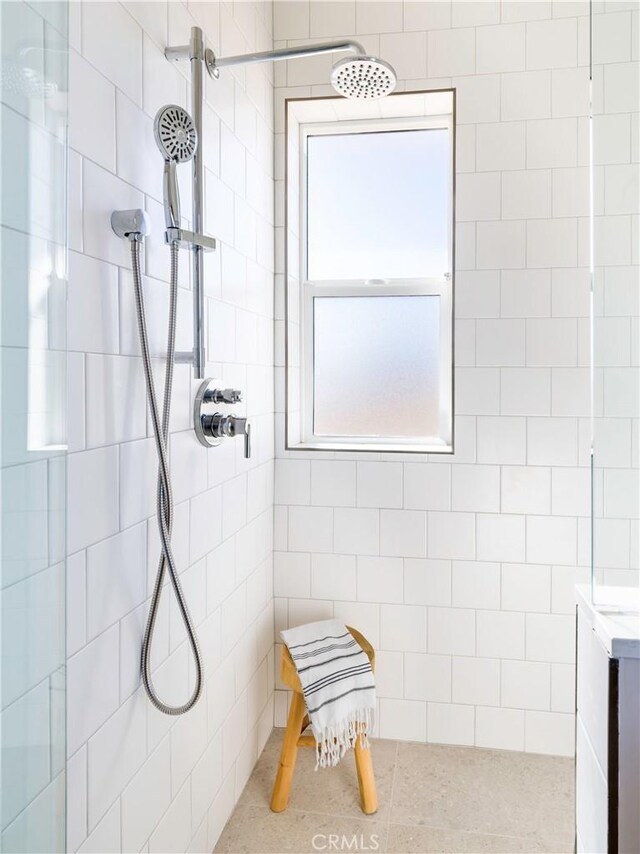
[
  {"x1": 66, "y1": 2, "x2": 275, "y2": 852},
  {"x1": 273, "y1": 0, "x2": 592, "y2": 758}
]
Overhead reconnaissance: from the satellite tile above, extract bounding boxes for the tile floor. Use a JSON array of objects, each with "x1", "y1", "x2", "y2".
[{"x1": 214, "y1": 729, "x2": 575, "y2": 853}]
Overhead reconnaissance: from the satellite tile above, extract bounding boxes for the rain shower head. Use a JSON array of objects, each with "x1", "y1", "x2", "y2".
[
  {"x1": 202, "y1": 41, "x2": 397, "y2": 101},
  {"x1": 330, "y1": 56, "x2": 397, "y2": 100},
  {"x1": 154, "y1": 104, "x2": 197, "y2": 163},
  {"x1": 154, "y1": 105, "x2": 197, "y2": 231}
]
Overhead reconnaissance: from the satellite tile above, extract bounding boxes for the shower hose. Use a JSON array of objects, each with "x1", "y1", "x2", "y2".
[{"x1": 130, "y1": 239, "x2": 203, "y2": 715}]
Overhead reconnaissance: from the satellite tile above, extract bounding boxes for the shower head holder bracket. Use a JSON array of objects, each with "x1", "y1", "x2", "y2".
[{"x1": 164, "y1": 227, "x2": 216, "y2": 251}]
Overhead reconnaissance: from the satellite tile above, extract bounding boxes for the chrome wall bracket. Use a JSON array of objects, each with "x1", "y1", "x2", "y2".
[
  {"x1": 164, "y1": 227, "x2": 216, "y2": 251},
  {"x1": 194, "y1": 379, "x2": 251, "y2": 458}
]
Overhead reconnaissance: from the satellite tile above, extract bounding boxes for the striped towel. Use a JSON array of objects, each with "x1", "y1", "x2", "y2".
[{"x1": 281, "y1": 619, "x2": 376, "y2": 769}]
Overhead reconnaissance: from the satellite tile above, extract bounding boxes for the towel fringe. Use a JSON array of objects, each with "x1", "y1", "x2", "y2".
[{"x1": 314, "y1": 706, "x2": 374, "y2": 769}]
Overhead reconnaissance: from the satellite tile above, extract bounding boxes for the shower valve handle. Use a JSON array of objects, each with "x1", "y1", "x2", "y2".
[
  {"x1": 199, "y1": 413, "x2": 251, "y2": 458},
  {"x1": 204, "y1": 387, "x2": 242, "y2": 405}
]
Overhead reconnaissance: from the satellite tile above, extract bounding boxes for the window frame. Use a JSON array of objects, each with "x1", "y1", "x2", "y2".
[{"x1": 286, "y1": 97, "x2": 456, "y2": 454}]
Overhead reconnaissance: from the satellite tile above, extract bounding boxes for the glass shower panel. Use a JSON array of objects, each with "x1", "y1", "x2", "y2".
[
  {"x1": 0, "y1": 1, "x2": 68, "y2": 851},
  {"x1": 590, "y1": 3, "x2": 640, "y2": 611}
]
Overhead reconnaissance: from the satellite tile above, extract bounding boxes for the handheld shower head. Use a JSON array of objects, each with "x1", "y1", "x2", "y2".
[
  {"x1": 330, "y1": 56, "x2": 397, "y2": 100},
  {"x1": 154, "y1": 105, "x2": 198, "y2": 230}
]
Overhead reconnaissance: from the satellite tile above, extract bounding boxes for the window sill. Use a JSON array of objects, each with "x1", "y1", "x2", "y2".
[{"x1": 286, "y1": 439, "x2": 454, "y2": 455}]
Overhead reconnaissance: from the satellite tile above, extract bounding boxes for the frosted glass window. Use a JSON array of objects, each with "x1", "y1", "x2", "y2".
[
  {"x1": 306, "y1": 129, "x2": 449, "y2": 281},
  {"x1": 313, "y1": 295, "x2": 440, "y2": 437}
]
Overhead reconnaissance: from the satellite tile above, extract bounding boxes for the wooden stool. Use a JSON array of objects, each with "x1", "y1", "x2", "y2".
[{"x1": 270, "y1": 626, "x2": 377, "y2": 815}]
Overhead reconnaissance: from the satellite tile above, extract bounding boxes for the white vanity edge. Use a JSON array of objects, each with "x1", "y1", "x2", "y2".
[{"x1": 575, "y1": 584, "x2": 640, "y2": 660}]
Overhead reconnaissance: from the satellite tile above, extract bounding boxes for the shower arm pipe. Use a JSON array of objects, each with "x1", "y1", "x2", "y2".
[{"x1": 205, "y1": 39, "x2": 367, "y2": 73}]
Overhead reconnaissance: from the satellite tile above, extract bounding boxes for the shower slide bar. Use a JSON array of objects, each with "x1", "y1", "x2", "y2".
[{"x1": 164, "y1": 27, "x2": 370, "y2": 378}]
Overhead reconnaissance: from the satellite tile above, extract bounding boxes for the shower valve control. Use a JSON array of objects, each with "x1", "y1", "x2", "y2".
[
  {"x1": 194, "y1": 379, "x2": 251, "y2": 458},
  {"x1": 205, "y1": 387, "x2": 242, "y2": 405}
]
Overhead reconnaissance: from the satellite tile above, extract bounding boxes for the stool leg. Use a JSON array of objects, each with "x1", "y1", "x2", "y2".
[
  {"x1": 354, "y1": 737, "x2": 378, "y2": 815},
  {"x1": 270, "y1": 691, "x2": 306, "y2": 812}
]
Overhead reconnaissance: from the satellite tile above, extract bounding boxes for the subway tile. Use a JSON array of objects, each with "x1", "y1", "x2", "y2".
[
  {"x1": 68, "y1": 49, "x2": 116, "y2": 170},
  {"x1": 452, "y1": 656, "x2": 500, "y2": 706},
  {"x1": 455, "y1": 271, "x2": 500, "y2": 319},
  {"x1": 476, "y1": 320, "x2": 526, "y2": 367},
  {"x1": 289, "y1": 505, "x2": 333, "y2": 553},
  {"x1": 405, "y1": 652, "x2": 451, "y2": 703},
  {"x1": 502, "y1": 660, "x2": 551, "y2": 711},
  {"x1": 274, "y1": 459, "x2": 310, "y2": 505},
  {"x1": 477, "y1": 416, "x2": 527, "y2": 465},
  {"x1": 274, "y1": 551, "x2": 310, "y2": 598},
  {"x1": 526, "y1": 18, "x2": 578, "y2": 70},
  {"x1": 86, "y1": 524, "x2": 147, "y2": 640},
  {"x1": 476, "y1": 122, "x2": 526, "y2": 171},
  {"x1": 311, "y1": 461, "x2": 356, "y2": 507},
  {"x1": 528, "y1": 516, "x2": 578, "y2": 567},
  {"x1": 67, "y1": 447, "x2": 119, "y2": 554},
  {"x1": 357, "y1": 556, "x2": 403, "y2": 603},
  {"x1": 85, "y1": 355, "x2": 147, "y2": 448},
  {"x1": 477, "y1": 513, "x2": 525, "y2": 562},
  {"x1": 501, "y1": 466, "x2": 551, "y2": 515},
  {"x1": 380, "y1": 31, "x2": 427, "y2": 80},
  {"x1": 311, "y1": 553, "x2": 356, "y2": 600},
  {"x1": 501, "y1": 368, "x2": 551, "y2": 416},
  {"x1": 87, "y1": 690, "x2": 146, "y2": 830},
  {"x1": 502, "y1": 70, "x2": 551, "y2": 120},
  {"x1": 525, "y1": 711, "x2": 574, "y2": 756},
  {"x1": 454, "y1": 75, "x2": 501, "y2": 125},
  {"x1": 476, "y1": 609, "x2": 525, "y2": 659},
  {"x1": 403, "y1": 463, "x2": 451, "y2": 511},
  {"x1": 475, "y1": 706, "x2": 525, "y2": 751},
  {"x1": 428, "y1": 512, "x2": 476, "y2": 561},
  {"x1": 121, "y1": 736, "x2": 171, "y2": 853},
  {"x1": 502, "y1": 170, "x2": 551, "y2": 220},
  {"x1": 452, "y1": 0, "x2": 500, "y2": 27},
  {"x1": 82, "y1": 0, "x2": 143, "y2": 105},
  {"x1": 452, "y1": 560, "x2": 501, "y2": 610},
  {"x1": 455, "y1": 368, "x2": 500, "y2": 415},
  {"x1": 404, "y1": 558, "x2": 452, "y2": 607},
  {"x1": 527, "y1": 417, "x2": 578, "y2": 466},
  {"x1": 428, "y1": 607, "x2": 475, "y2": 656},
  {"x1": 380, "y1": 604, "x2": 427, "y2": 653},
  {"x1": 502, "y1": 562, "x2": 551, "y2": 613},
  {"x1": 427, "y1": 702, "x2": 475, "y2": 746},
  {"x1": 379, "y1": 698, "x2": 426, "y2": 742},
  {"x1": 527, "y1": 118, "x2": 578, "y2": 169},
  {"x1": 477, "y1": 24, "x2": 526, "y2": 74},
  {"x1": 477, "y1": 220, "x2": 526, "y2": 270},
  {"x1": 457, "y1": 172, "x2": 502, "y2": 222},
  {"x1": 334, "y1": 507, "x2": 378, "y2": 555},
  {"x1": 526, "y1": 613, "x2": 576, "y2": 664},
  {"x1": 68, "y1": 252, "x2": 119, "y2": 355},
  {"x1": 67, "y1": 626, "x2": 120, "y2": 756},
  {"x1": 357, "y1": 462, "x2": 403, "y2": 509},
  {"x1": 380, "y1": 509, "x2": 426, "y2": 558},
  {"x1": 527, "y1": 319, "x2": 578, "y2": 367},
  {"x1": 309, "y1": 1, "x2": 356, "y2": 38},
  {"x1": 428, "y1": 28, "x2": 475, "y2": 78},
  {"x1": 451, "y1": 465, "x2": 500, "y2": 512},
  {"x1": 375, "y1": 650, "x2": 404, "y2": 699}
]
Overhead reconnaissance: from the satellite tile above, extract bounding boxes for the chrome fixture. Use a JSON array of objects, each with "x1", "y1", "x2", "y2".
[
  {"x1": 163, "y1": 27, "x2": 397, "y2": 373},
  {"x1": 153, "y1": 104, "x2": 215, "y2": 255},
  {"x1": 110, "y1": 208, "x2": 150, "y2": 242},
  {"x1": 330, "y1": 56, "x2": 397, "y2": 100},
  {"x1": 111, "y1": 204, "x2": 204, "y2": 716},
  {"x1": 154, "y1": 104, "x2": 197, "y2": 230},
  {"x1": 194, "y1": 379, "x2": 251, "y2": 457},
  {"x1": 200, "y1": 39, "x2": 397, "y2": 101}
]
